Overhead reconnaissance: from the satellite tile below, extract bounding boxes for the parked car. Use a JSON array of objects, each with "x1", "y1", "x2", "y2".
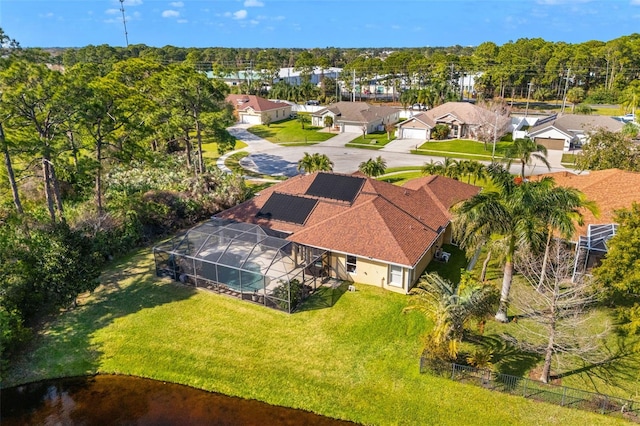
[
  {"x1": 411, "y1": 103, "x2": 427, "y2": 111},
  {"x1": 306, "y1": 100, "x2": 320, "y2": 106}
]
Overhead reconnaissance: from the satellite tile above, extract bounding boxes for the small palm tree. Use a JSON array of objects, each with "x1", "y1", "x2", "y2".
[
  {"x1": 297, "y1": 114, "x2": 310, "y2": 129},
  {"x1": 421, "y1": 157, "x2": 458, "y2": 179},
  {"x1": 297, "y1": 152, "x2": 333, "y2": 174},
  {"x1": 405, "y1": 273, "x2": 497, "y2": 359},
  {"x1": 358, "y1": 156, "x2": 387, "y2": 177},
  {"x1": 503, "y1": 137, "x2": 550, "y2": 179}
]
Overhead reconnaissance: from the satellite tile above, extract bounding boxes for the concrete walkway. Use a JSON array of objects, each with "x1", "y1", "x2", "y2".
[{"x1": 218, "y1": 124, "x2": 568, "y2": 178}]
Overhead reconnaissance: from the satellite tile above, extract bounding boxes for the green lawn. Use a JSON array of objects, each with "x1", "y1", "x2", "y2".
[
  {"x1": 248, "y1": 117, "x2": 336, "y2": 144},
  {"x1": 345, "y1": 131, "x2": 396, "y2": 150},
  {"x1": 2, "y1": 249, "x2": 626, "y2": 425},
  {"x1": 414, "y1": 139, "x2": 512, "y2": 161},
  {"x1": 201, "y1": 139, "x2": 247, "y2": 159}
]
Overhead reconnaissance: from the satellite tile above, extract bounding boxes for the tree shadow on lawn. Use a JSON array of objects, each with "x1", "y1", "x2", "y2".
[
  {"x1": 425, "y1": 244, "x2": 467, "y2": 283},
  {"x1": 465, "y1": 333, "x2": 542, "y2": 377},
  {"x1": 4, "y1": 252, "x2": 197, "y2": 386}
]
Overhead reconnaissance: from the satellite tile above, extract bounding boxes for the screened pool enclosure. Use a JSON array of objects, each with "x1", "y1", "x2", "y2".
[{"x1": 153, "y1": 219, "x2": 327, "y2": 313}]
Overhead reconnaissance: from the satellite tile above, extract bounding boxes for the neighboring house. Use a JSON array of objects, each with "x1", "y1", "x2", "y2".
[
  {"x1": 311, "y1": 102, "x2": 400, "y2": 133},
  {"x1": 226, "y1": 94, "x2": 292, "y2": 125},
  {"x1": 215, "y1": 171, "x2": 480, "y2": 294},
  {"x1": 396, "y1": 101, "x2": 510, "y2": 141},
  {"x1": 526, "y1": 114, "x2": 624, "y2": 151},
  {"x1": 276, "y1": 67, "x2": 342, "y2": 86},
  {"x1": 532, "y1": 169, "x2": 640, "y2": 278}
]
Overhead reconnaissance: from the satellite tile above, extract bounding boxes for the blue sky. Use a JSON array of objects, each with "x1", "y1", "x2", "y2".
[{"x1": 2, "y1": 0, "x2": 639, "y2": 48}]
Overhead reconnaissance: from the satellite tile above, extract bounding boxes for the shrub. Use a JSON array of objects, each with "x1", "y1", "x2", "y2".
[{"x1": 432, "y1": 124, "x2": 450, "y2": 140}]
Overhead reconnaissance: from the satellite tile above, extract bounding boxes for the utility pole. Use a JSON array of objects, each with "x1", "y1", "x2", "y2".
[
  {"x1": 352, "y1": 69, "x2": 356, "y2": 102},
  {"x1": 119, "y1": 0, "x2": 129, "y2": 47},
  {"x1": 525, "y1": 81, "x2": 533, "y2": 117},
  {"x1": 561, "y1": 68, "x2": 571, "y2": 114}
]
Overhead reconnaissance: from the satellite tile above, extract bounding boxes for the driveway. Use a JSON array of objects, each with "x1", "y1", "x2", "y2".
[{"x1": 220, "y1": 124, "x2": 568, "y2": 177}]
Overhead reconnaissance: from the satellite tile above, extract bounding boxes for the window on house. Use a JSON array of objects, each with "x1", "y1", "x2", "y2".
[
  {"x1": 389, "y1": 265, "x2": 403, "y2": 288},
  {"x1": 276, "y1": 111, "x2": 279, "y2": 118},
  {"x1": 346, "y1": 255, "x2": 357, "y2": 273}
]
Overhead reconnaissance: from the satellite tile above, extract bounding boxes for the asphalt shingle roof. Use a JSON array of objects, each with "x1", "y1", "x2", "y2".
[
  {"x1": 216, "y1": 172, "x2": 479, "y2": 267},
  {"x1": 532, "y1": 169, "x2": 640, "y2": 240}
]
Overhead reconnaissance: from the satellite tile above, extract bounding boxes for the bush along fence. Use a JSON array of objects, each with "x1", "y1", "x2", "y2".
[{"x1": 421, "y1": 360, "x2": 639, "y2": 423}]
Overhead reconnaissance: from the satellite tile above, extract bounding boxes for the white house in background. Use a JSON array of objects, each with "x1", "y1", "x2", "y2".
[
  {"x1": 226, "y1": 94, "x2": 292, "y2": 125},
  {"x1": 526, "y1": 114, "x2": 624, "y2": 151},
  {"x1": 310, "y1": 102, "x2": 400, "y2": 133},
  {"x1": 276, "y1": 67, "x2": 342, "y2": 86}
]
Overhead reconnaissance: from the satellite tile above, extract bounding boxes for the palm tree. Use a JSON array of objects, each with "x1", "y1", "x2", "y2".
[
  {"x1": 297, "y1": 152, "x2": 333, "y2": 174},
  {"x1": 421, "y1": 157, "x2": 458, "y2": 179},
  {"x1": 297, "y1": 114, "x2": 310, "y2": 129},
  {"x1": 404, "y1": 273, "x2": 497, "y2": 359},
  {"x1": 358, "y1": 156, "x2": 387, "y2": 177},
  {"x1": 621, "y1": 81, "x2": 640, "y2": 118},
  {"x1": 534, "y1": 177, "x2": 597, "y2": 289},
  {"x1": 455, "y1": 165, "x2": 546, "y2": 322},
  {"x1": 503, "y1": 137, "x2": 550, "y2": 179}
]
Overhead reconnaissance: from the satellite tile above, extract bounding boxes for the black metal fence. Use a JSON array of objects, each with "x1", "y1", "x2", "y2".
[{"x1": 421, "y1": 360, "x2": 639, "y2": 423}]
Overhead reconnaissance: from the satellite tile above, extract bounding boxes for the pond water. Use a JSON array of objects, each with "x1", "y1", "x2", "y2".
[{"x1": 1, "y1": 375, "x2": 355, "y2": 425}]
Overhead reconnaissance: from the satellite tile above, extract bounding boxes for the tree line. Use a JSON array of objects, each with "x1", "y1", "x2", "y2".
[
  {"x1": 0, "y1": 29, "x2": 250, "y2": 374},
  {"x1": 35, "y1": 33, "x2": 640, "y2": 109}
]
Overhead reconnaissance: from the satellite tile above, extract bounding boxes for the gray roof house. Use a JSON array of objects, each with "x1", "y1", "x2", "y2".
[
  {"x1": 526, "y1": 114, "x2": 624, "y2": 151},
  {"x1": 311, "y1": 102, "x2": 400, "y2": 134},
  {"x1": 396, "y1": 102, "x2": 510, "y2": 141}
]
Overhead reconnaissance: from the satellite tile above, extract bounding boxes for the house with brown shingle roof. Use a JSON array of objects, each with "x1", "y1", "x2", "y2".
[
  {"x1": 526, "y1": 113, "x2": 624, "y2": 151},
  {"x1": 532, "y1": 169, "x2": 640, "y2": 278},
  {"x1": 215, "y1": 171, "x2": 480, "y2": 293},
  {"x1": 226, "y1": 94, "x2": 292, "y2": 125},
  {"x1": 310, "y1": 102, "x2": 400, "y2": 134},
  {"x1": 534, "y1": 169, "x2": 640, "y2": 241},
  {"x1": 396, "y1": 101, "x2": 510, "y2": 141}
]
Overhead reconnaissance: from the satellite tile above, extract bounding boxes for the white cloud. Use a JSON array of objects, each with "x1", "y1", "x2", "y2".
[
  {"x1": 162, "y1": 9, "x2": 180, "y2": 18},
  {"x1": 39, "y1": 12, "x2": 55, "y2": 18},
  {"x1": 170, "y1": 1, "x2": 184, "y2": 7},
  {"x1": 632, "y1": 0, "x2": 640, "y2": 5},
  {"x1": 124, "y1": 0, "x2": 143, "y2": 6},
  {"x1": 250, "y1": 19, "x2": 259, "y2": 25},
  {"x1": 105, "y1": 8, "x2": 120, "y2": 15},
  {"x1": 177, "y1": 19, "x2": 188, "y2": 24},
  {"x1": 233, "y1": 9, "x2": 247, "y2": 19},
  {"x1": 223, "y1": 12, "x2": 231, "y2": 17},
  {"x1": 244, "y1": 0, "x2": 264, "y2": 7}
]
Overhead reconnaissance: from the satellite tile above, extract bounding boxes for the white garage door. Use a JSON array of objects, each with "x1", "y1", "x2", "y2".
[
  {"x1": 241, "y1": 114, "x2": 262, "y2": 125},
  {"x1": 402, "y1": 128, "x2": 427, "y2": 139},
  {"x1": 344, "y1": 124, "x2": 365, "y2": 133}
]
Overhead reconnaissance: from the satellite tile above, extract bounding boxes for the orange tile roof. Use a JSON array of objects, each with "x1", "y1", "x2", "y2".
[
  {"x1": 533, "y1": 169, "x2": 640, "y2": 240},
  {"x1": 216, "y1": 172, "x2": 480, "y2": 267}
]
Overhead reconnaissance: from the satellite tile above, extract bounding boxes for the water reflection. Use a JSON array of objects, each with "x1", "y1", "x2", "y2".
[{"x1": 1, "y1": 375, "x2": 355, "y2": 425}]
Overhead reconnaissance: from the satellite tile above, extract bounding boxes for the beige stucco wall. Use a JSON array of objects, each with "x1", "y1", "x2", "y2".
[
  {"x1": 400, "y1": 118, "x2": 431, "y2": 130},
  {"x1": 330, "y1": 253, "x2": 409, "y2": 294},
  {"x1": 263, "y1": 106, "x2": 292, "y2": 123}
]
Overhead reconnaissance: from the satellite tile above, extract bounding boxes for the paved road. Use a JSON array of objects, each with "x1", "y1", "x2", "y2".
[{"x1": 219, "y1": 124, "x2": 568, "y2": 178}]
